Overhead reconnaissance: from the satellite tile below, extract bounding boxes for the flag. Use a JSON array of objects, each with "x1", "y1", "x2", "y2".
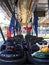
[
  {"x1": 6, "y1": 14, "x2": 15, "y2": 38},
  {"x1": 33, "y1": 10, "x2": 38, "y2": 36},
  {"x1": 16, "y1": 19, "x2": 21, "y2": 32},
  {"x1": 24, "y1": 26, "x2": 32, "y2": 31},
  {"x1": 6, "y1": 27, "x2": 11, "y2": 38},
  {"x1": 16, "y1": 19, "x2": 19, "y2": 31},
  {"x1": 29, "y1": 17, "x2": 32, "y2": 23},
  {"x1": 9, "y1": 15, "x2": 15, "y2": 32}
]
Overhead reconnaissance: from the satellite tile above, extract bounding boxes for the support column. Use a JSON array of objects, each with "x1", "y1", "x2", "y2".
[
  {"x1": 13, "y1": 0, "x2": 15, "y2": 36},
  {"x1": 48, "y1": 0, "x2": 49, "y2": 17}
]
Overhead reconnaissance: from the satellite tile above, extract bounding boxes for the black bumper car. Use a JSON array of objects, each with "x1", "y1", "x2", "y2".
[
  {"x1": 0, "y1": 38, "x2": 26, "y2": 64},
  {"x1": 25, "y1": 35, "x2": 46, "y2": 64},
  {"x1": 27, "y1": 37, "x2": 49, "y2": 65}
]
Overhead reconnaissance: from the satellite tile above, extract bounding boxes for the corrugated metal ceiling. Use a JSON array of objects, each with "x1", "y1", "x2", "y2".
[{"x1": 0, "y1": 0, "x2": 48, "y2": 25}]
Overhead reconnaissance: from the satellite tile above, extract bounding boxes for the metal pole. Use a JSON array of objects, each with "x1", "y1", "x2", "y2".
[
  {"x1": 13, "y1": 0, "x2": 15, "y2": 36},
  {"x1": 0, "y1": 27, "x2": 5, "y2": 42}
]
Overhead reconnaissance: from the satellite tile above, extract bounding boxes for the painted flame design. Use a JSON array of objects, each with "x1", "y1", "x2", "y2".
[{"x1": 18, "y1": 0, "x2": 33, "y2": 25}]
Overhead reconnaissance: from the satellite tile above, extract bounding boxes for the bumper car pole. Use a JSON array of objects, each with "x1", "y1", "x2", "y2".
[{"x1": 0, "y1": 27, "x2": 5, "y2": 42}]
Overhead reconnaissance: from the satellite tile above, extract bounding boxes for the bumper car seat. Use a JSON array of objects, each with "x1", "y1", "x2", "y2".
[
  {"x1": 1, "y1": 44, "x2": 6, "y2": 51},
  {"x1": 36, "y1": 37, "x2": 44, "y2": 43},
  {"x1": 14, "y1": 35, "x2": 23, "y2": 44}
]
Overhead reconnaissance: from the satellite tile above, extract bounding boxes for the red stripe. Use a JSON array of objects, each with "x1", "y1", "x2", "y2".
[
  {"x1": 26, "y1": 0, "x2": 33, "y2": 23},
  {"x1": 18, "y1": 0, "x2": 22, "y2": 19},
  {"x1": 29, "y1": 0, "x2": 33, "y2": 10},
  {"x1": 6, "y1": 27, "x2": 11, "y2": 38}
]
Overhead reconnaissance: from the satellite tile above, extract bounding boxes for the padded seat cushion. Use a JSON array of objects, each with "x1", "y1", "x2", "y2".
[{"x1": 31, "y1": 44, "x2": 39, "y2": 53}]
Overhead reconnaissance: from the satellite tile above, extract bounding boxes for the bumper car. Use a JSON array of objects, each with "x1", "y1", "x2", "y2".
[
  {"x1": 25, "y1": 35, "x2": 43, "y2": 53},
  {"x1": 0, "y1": 37, "x2": 26, "y2": 64},
  {"x1": 25, "y1": 35, "x2": 44, "y2": 45},
  {"x1": 28, "y1": 40, "x2": 49, "y2": 65}
]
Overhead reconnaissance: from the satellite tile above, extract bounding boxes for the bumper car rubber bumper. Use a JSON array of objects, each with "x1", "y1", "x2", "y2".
[
  {"x1": 28, "y1": 51, "x2": 49, "y2": 65},
  {"x1": 0, "y1": 51, "x2": 26, "y2": 64}
]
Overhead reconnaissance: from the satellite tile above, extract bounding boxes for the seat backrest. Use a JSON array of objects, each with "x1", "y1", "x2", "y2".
[
  {"x1": 1, "y1": 44, "x2": 6, "y2": 51},
  {"x1": 36, "y1": 37, "x2": 44, "y2": 43},
  {"x1": 31, "y1": 44, "x2": 39, "y2": 53},
  {"x1": 15, "y1": 44, "x2": 23, "y2": 53}
]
